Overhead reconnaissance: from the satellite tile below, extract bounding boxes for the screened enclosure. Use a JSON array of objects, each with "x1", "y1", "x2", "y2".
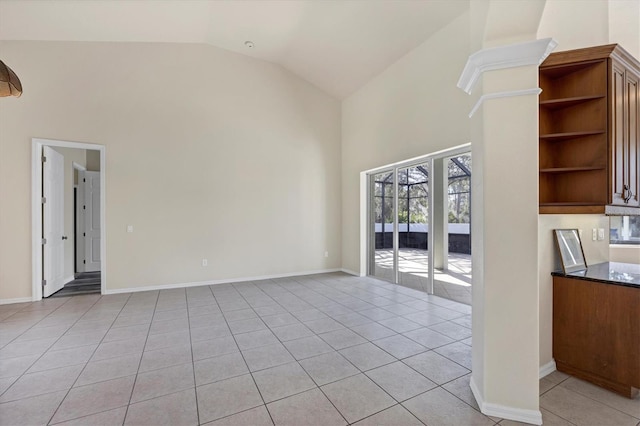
[
  {"x1": 373, "y1": 155, "x2": 471, "y2": 254},
  {"x1": 369, "y1": 152, "x2": 472, "y2": 304}
]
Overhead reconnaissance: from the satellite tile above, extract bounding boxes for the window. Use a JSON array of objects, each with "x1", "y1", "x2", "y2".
[{"x1": 610, "y1": 216, "x2": 640, "y2": 244}]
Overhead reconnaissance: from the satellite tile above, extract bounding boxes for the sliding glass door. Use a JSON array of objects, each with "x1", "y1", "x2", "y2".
[
  {"x1": 368, "y1": 162, "x2": 433, "y2": 293},
  {"x1": 397, "y1": 164, "x2": 430, "y2": 292},
  {"x1": 370, "y1": 171, "x2": 395, "y2": 282},
  {"x1": 367, "y1": 148, "x2": 471, "y2": 300}
]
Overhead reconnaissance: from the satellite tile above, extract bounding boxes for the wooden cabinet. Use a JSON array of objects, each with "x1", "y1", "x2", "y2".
[
  {"x1": 611, "y1": 62, "x2": 640, "y2": 207},
  {"x1": 539, "y1": 45, "x2": 640, "y2": 214},
  {"x1": 553, "y1": 274, "x2": 640, "y2": 398}
]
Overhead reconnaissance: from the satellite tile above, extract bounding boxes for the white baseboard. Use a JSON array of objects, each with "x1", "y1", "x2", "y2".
[
  {"x1": 340, "y1": 268, "x2": 360, "y2": 276},
  {"x1": 539, "y1": 360, "x2": 557, "y2": 379},
  {"x1": 470, "y1": 376, "x2": 543, "y2": 425},
  {"x1": 0, "y1": 297, "x2": 33, "y2": 305},
  {"x1": 103, "y1": 268, "x2": 343, "y2": 295}
]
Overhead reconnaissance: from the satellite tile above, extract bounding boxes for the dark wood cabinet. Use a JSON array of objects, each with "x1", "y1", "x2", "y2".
[
  {"x1": 539, "y1": 45, "x2": 640, "y2": 214},
  {"x1": 611, "y1": 59, "x2": 640, "y2": 207},
  {"x1": 553, "y1": 273, "x2": 640, "y2": 398}
]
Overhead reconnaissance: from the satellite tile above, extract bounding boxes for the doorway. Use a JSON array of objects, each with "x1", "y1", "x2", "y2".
[
  {"x1": 365, "y1": 145, "x2": 472, "y2": 304},
  {"x1": 32, "y1": 138, "x2": 106, "y2": 301}
]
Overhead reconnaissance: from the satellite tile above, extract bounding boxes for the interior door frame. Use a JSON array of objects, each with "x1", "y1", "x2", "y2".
[
  {"x1": 73, "y1": 161, "x2": 87, "y2": 274},
  {"x1": 361, "y1": 142, "x2": 471, "y2": 293},
  {"x1": 32, "y1": 138, "x2": 106, "y2": 301}
]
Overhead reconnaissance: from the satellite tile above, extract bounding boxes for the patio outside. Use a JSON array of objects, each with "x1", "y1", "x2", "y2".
[{"x1": 374, "y1": 249, "x2": 472, "y2": 305}]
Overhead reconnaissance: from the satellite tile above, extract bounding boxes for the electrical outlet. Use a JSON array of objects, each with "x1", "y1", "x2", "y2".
[
  {"x1": 202, "y1": 259, "x2": 208, "y2": 267},
  {"x1": 598, "y1": 228, "x2": 605, "y2": 240},
  {"x1": 324, "y1": 251, "x2": 329, "y2": 258},
  {"x1": 592, "y1": 228, "x2": 597, "y2": 241}
]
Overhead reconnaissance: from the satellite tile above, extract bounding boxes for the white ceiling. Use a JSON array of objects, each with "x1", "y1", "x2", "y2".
[{"x1": 0, "y1": 0, "x2": 468, "y2": 99}]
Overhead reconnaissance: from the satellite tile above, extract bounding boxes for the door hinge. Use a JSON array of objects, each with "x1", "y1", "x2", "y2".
[
  {"x1": 42, "y1": 279, "x2": 47, "y2": 286},
  {"x1": 41, "y1": 197, "x2": 46, "y2": 204},
  {"x1": 41, "y1": 156, "x2": 47, "y2": 163},
  {"x1": 41, "y1": 238, "x2": 47, "y2": 245}
]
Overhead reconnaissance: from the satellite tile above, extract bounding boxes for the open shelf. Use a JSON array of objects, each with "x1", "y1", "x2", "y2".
[
  {"x1": 540, "y1": 166, "x2": 606, "y2": 173},
  {"x1": 539, "y1": 130, "x2": 606, "y2": 141},
  {"x1": 539, "y1": 44, "x2": 640, "y2": 213},
  {"x1": 540, "y1": 202, "x2": 604, "y2": 206},
  {"x1": 539, "y1": 95, "x2": 606, "y2": 109},
  {"x1": 539, "y1": 205, "x2": 606, "y2": 214}
]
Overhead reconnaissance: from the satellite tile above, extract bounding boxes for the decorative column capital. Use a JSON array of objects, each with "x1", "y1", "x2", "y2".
[{"x1": 458, "y1": 38, "x2": 558, "y2": 94}]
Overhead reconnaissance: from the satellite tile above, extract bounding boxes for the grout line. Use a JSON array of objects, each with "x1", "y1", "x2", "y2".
[
  {"x1": 45, "y1": 292, "x2": 133, "y2": 425},
  {"x1": 207, "y1": 282, "x2": 277, "y2": 426},
  {"x1": 120, "y1": 290, "x2": 159, "y2": 425},
  {"x1": 3, "y1": 274, "x2": 507, "y2": 426},
  {"x1": 230, "y1": 278, "x2": 349, "y2": 426},
  {"x1": 183, "y1": 289, "x2": 202, "y2": 426},
  {"x1": 552, "y1": 378, "x2": 640, "y2": 422}
]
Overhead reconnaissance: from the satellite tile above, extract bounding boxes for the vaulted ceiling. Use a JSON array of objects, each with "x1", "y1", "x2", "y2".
[{"x1": 0, "y1": 0, "x2": 469, "y2": 99}]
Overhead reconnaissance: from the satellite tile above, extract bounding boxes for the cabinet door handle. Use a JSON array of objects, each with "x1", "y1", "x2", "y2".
[{"x1": 623, "y1": 184, "x2": 633, "y2": 203}]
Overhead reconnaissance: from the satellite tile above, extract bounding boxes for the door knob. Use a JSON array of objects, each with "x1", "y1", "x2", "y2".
[{"x1": 62, "y1": 236, "x2": 68, "y2": 240}]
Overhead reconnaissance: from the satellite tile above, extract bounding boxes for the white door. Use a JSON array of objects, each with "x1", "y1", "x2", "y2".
[
  {"x1": 83, "y1": 171, "x2": 101, "y2": 271},
  {"x1": 43, "y1": 147, "x2": 65, "y2": 297}
]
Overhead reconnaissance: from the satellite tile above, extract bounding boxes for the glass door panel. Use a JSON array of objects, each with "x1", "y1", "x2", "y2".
[
  {"x1": 397, "y1": 164, "x2": 430, "y2": 292},
  {"x1": 433, "y1": 154, "x2": 472, "y2": 305},
  {"x1": 367, "y1": 149, "x2": 471, "y2": 303},
  {"x1": 370, "y1": 171, "x2": 395, "y2": 282}
]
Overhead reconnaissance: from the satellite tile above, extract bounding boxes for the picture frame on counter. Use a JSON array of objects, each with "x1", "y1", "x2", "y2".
[{"x1": 554, "y1": 229, "x2": 588, "y2": 273}]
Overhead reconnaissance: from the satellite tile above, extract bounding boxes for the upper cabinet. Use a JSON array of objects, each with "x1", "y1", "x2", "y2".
[{"x1": 539, "y1": 44, "x2": 640, "y2": 214}]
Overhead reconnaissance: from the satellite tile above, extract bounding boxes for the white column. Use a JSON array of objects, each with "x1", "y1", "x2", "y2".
[{"x1": 460, "y1": 37, "x2": 556, "y2": 425}]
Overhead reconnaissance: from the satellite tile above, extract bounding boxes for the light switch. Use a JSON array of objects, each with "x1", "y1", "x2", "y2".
[
  {"x1": 592, "y1": 228, "x2": 597, "y2": 241},
  {"x1": 598, "y1": 228, "x2": 605, "y2": 240},
  {"x1": 127, "y1": 225, "x2": 133, "y2": 233}
]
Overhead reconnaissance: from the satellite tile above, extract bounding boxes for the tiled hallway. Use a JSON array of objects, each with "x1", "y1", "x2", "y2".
[{"x1": 0, "y1": 273, "x2": 638, "y2": 425}]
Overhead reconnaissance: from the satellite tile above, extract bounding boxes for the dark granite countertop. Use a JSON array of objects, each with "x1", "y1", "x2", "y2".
[{"x1": 552, "y1": 262, "x2": 640, "y2": 288}]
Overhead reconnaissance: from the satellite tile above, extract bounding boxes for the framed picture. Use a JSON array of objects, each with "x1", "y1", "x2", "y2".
[{"x1": 553, "y1": 229, "x2": 587, "y2": 273}]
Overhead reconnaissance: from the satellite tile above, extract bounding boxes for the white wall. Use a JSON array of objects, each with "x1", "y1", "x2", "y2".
[
  {"x1": 609, "y1": 0, "x2": 640, "y2": 58},
  {"x1": 537, "y1": 0, "x2": 610, "y2": 51},
  {"x1": 341, "y1": 11, "x2": 471, "y2": 274},
  {"x1": 538, "y1": 0, "x2": 640, "y2": 58},
  {"x1": 51, "y1": 146, "x2": 86, "y2": 283},
  {"x1": 0, "y1": 41, "x2": 342, "y2": 299}
]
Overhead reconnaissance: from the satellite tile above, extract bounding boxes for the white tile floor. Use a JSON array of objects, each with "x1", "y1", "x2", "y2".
[{"x1": 0, "y1": 273, "x2": 638, "y2": 425}]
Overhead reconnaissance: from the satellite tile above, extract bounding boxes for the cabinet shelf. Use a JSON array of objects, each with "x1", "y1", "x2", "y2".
[
  {"x1": 539, "y1": 44, "x2": 640, "y2": 213},
  {"x1": 540, "y1": 202, "x2": 603, "y2": 206},
  {"x1": 540, "y1": 95, "x2": 605, "y2": 109},
  {"x1": 539, "y1": 205, "x2": 606, "y2": 214},
  {"x1": 540, "y1": 166, "x2": 605, "y2": 173},
  {"x1": 539, "y1": 130, "x2": 606, "y2": 141}
]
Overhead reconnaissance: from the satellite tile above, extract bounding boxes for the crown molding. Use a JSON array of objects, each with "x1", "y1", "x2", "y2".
[
  {"x1": 468, "y1": 88, "x2": 541, "y2": 117},
  {"x1": 458, "y1": 38, "x2": 558, "y2": 94}
]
